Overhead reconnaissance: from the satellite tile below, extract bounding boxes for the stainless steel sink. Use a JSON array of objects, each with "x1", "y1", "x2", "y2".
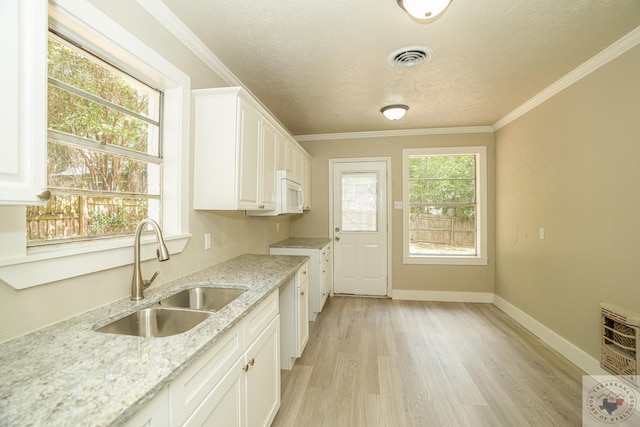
[
  {"x1": 159, "y1": 287, "x2": 246, "y2": 312},
  {"x1": 95, "y1": 307, "x2": 211, "y2": 337}
]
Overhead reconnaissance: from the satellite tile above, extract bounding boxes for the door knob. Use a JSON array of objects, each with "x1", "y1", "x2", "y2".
[
  {"x1": 335, "y1": 227, "x2": 340, "y2": 232},
  {"x1": 335, "y1": 236, "x2": 340, "y2": 241}
]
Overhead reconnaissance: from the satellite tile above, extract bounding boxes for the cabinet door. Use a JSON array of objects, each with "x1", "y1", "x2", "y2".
[
  {"x1": 237, "y1": 100, "x2": 261, "y2": 209},
  {"x1": 260, "y1": 120, "x2": 277, "y2": 210},
  {"x1": 302, "y1": 155, "x2": 311, "y2": 210},
  {"x1": 320, "y1": 251, "x2": 331, "y2": 310},
  {"x1": 183, "y1": 357, "x2": 245, "y2": 427},
  {"x1": 170, "y1": 323, "x2": 244, "y2": 426},
  {"x1": 246, "y1": 316, "x2": 280, "y2": 427},
  {"x1": 291, "y1": 145, "x2": 304, "y2": 183},
  {"x1": 276, "y1": 132, "x2": 287, "y2": 171},
  {"x1": 122, "y1": 387, "x2": 169, "y2": 427},
  {"x1": 298, "y1": 279, "x2": 309, "y2": 356},
  {"x1": 0, "y1": 0, "x2": 47, "y2": 205}
]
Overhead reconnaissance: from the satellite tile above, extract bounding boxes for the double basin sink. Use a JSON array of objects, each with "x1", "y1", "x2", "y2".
[{"x1": 95, "y1": 287, "x2": 246, "y2": 338}]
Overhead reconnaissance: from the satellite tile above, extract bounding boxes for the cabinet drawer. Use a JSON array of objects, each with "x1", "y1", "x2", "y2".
[
  {"x1": 244, "y1": 289, "x2": 279, "y2": 345},
  {"x1": 170, "y1": 323, "x2": 244, "y2": 426}
]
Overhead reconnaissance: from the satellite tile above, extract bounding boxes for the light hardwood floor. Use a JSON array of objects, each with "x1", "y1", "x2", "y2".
[{"x1": 272, "y1": 296, "x2": 584, "y2": 427}]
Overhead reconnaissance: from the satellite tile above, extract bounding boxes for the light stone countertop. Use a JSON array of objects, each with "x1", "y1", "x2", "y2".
[
  {"x1": 270, "y1": 237, "x2": 331, "y2": 250},
  {"x1": 0, "y1": 254, "x2": 308, "y2": 427}
]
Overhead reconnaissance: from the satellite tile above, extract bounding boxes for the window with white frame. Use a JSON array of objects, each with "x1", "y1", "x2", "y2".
[
  {"x1": 402, "y1": 147, "x2": 487, "y2": 265},
  {"x1": 0, "y1": 1, "x2": 190, "y2": 290},
  {"x1": 27, "y1": 33, "x2": 163, "y2": 245}
]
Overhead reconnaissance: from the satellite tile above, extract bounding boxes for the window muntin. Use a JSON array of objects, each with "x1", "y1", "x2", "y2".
[
  {"x1": 408, "y1": 155, "x2": 477, "y2": 256},
  {"x1": 403, "y1": 146, "x2": 487, "y2": 265},
  {"x1": 27, "y1": 34, "x2": 162, "y2": 245}
]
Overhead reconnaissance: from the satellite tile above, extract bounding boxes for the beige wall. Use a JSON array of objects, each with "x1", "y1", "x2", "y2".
[
  {"x1": 494, "y1": 45, "x2": 640, "y2": 359},
  {"x1": 0, "y1": 0, "x2": 292, "y2": 343},
  {"x1": 291, "y1": 133, "x2": 495, "y2": 294}
]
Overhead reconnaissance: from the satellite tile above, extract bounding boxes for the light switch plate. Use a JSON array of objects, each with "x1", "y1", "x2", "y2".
[
  {"x1": 204, "y1": 233, "x2": 211, "y2": 250},
  {"x1": 394, "y1": 201, "x2": 403, "y2": 209}
]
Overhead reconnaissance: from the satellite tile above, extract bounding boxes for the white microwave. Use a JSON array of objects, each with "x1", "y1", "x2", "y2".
[
  {"x1": 278, "y1": 170, "x2": 304, "y2": 214},
  {"x1": 247, "y1": 170, "x2": 303, "y2": 216}
]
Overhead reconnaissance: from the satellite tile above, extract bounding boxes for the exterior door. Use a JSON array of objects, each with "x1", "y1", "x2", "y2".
[{"x1": 332, "y1": 161, "x2": 388, "y2": 296}]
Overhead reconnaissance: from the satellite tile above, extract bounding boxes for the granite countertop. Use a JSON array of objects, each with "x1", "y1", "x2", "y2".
[
  {"x1": 0, "y1": 254, "x2": 308, "y2": 427},
  {"x1": 270, "y1": 237, "x2": 331, "y2": 250}
]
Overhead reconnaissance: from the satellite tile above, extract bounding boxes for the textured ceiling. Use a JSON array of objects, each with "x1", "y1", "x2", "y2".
[{"x1": 160, "y1": 0, "x2": 640, "y2": 136}]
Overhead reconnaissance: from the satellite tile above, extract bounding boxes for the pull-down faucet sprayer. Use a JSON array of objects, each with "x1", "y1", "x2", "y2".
[{"x1": 131, "y1": 218, "x2": 170, "y2": 301}]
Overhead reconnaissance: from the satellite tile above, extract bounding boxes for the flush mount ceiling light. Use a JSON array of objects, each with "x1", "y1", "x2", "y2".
[
  {"x1": 381, "y1": 105, "x2": 409, "y2": 121},
  {"x1": 396, "y1": 0, "x2": 452, "y2": 20}
]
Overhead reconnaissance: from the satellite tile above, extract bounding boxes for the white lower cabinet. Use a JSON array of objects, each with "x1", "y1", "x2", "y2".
[
  {"x1": 245, "y1": 316, "x2": 280, "y2": 427},
  {"x1": 126, "y1": 290, "x2": 280, "y2": 427},
  {"x1": 271, "y1": 243, "x2": 332, "y2": 321},
  {"x1": 278, "y1": 263, "x2": 309, "y2": 370},
  {"x1": 297, "y1": 271, "x2": 309, "y2": 356},
  {"x1": 182, "y1": 316, "x2": 280, "y2": 427},
  {"x1": 172, "y1": 322, "x2": 245, "y2": 426},
  {"x1": 122, "y1": 387, "x2": 170, "y2": 427},
  {"x1": 182, "y1": 356, "x2": 245, "y2": 427}
]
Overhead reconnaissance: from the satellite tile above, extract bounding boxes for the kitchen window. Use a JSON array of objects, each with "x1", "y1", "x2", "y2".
[
  {"x1": 402, "y1": 147, "x2": 487, "y2": 265},
  {"x1": 0, "y1": 1, "x2": 190, "y2": 289},
  {"x1": 27, "y1": 33, "x2": 163, "y2": 245}
]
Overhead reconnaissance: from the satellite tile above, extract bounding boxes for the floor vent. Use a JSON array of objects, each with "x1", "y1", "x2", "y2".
[{"x1": 601, "y1": 303, "x2": 640, "y2": 381}]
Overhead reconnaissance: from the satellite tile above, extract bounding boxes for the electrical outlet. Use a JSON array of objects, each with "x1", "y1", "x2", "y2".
[
  {"x1": 204, "y1": 233, "x2": 211, "y2": 250},
  {"x1": 276, "y1": 222, "x2": 280, "y2": 232},
  {"x1": 539, "y1": 228, "x2": 545, "y2": 240}
]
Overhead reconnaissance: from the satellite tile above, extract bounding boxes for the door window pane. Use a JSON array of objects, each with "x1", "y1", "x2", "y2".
[{"x1": 341, "y1": 172, "x2": 378, "y2": 232}]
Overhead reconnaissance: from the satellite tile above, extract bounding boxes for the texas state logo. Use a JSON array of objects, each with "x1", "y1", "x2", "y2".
[{"x1": 585, "y1": 377, "x2": 637, "y2": 424}]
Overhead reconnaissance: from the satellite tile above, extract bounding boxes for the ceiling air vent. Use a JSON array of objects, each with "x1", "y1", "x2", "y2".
[{"x1": 387, "y1": 45, "x2": 434, "y2": 69}]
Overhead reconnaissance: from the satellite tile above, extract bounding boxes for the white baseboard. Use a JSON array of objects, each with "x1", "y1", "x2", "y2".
[
  {"x1": 492, "y1": 295, "x2": 607, "y2": 376},
  {"x1": 391, "y1": 290, "x2": 493, "y2": 303}
]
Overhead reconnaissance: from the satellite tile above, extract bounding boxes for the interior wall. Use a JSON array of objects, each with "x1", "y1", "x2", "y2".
[
  {"x1": 292, "y1": 132, "x2": 495, "y2": 295},
  {"x1": 494, "y1": 45, "x2": 640, "y2": 360},
  {"x1": 0, "y1": 0, "x2": 291, "y2": 343}
]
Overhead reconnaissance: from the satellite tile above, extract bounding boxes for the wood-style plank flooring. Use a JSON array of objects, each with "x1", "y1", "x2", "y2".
[{"x1": 272, "y1": 296, "x2": 584, "y2": 427}]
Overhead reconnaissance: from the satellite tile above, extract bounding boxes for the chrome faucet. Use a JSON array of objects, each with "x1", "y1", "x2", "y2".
[{"x1": 131, "y1": 218, "x2": 170, "y2": 301}]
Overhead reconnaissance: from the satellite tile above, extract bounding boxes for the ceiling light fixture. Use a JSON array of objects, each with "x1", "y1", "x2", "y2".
[
  {"x1": 396, "y1": 0, "x2": 452, "y2": 20},
  {"x1": 381, "y1": 105, "x2": 409, "y2": 121}
]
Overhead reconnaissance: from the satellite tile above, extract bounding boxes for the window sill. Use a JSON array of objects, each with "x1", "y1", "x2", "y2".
[
  {"x1": 0, "y1": 234, "x2": 190, "y2": 290},
  {"x1": 403, "y1": 255, "x2": 488, "y2": 266}
]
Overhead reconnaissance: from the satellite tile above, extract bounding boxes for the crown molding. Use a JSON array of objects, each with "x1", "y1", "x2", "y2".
[
  {"x1": 135, "y1": 2, "x2": 638, "y2": 138},
  {"x1": 295, "y1": 126, "x2": 494, "y2": 142},
  {"x1": 493, "y1": 25, "x2": 640, "y2": 131},
  {"x1": 135, "y1": 0, "x2": 241, "y2": 87}
]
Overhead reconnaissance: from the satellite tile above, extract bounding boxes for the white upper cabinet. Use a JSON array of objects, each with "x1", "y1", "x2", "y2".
[
  {"x1": 260, "y1": 120, "x2": 277, "y2": 210},
  {"x1": 193, "y1": 87, "x2": 277, "y2": 211},
  {"x1": 276, "y1": 132, "x2": 288, "y2": 171},
  {"x1": 0, "y1": 0, "x2": 48, "y2": 206},
  {"x1": 237, "y1": 100, "x2": 262, "y2": 209},
  {"x1": 193, "y1": 86, "x2": 311, "y2": 212},
  {"x1": 302, "y1": 155, "x2": 311, "y2": 210}
]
